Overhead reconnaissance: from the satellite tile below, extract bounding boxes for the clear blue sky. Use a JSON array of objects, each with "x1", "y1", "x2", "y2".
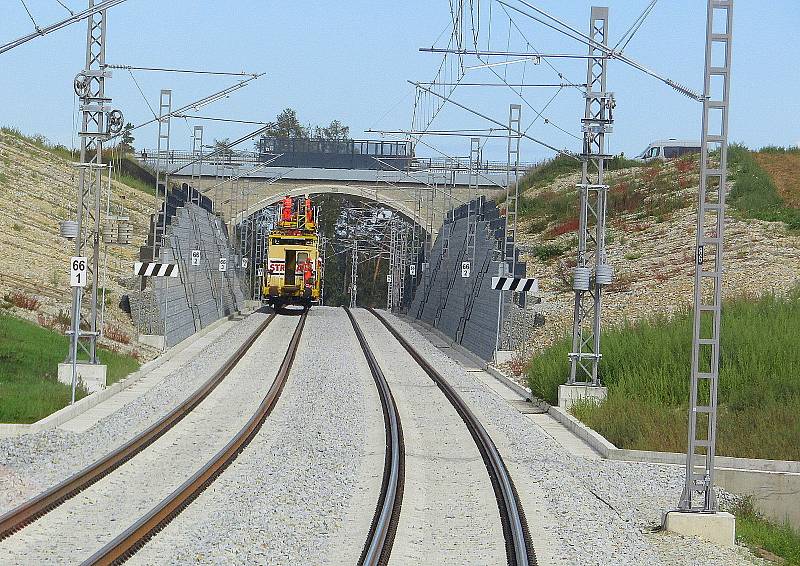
[{"x1": 1, "y1": 1, "x2": 798, "y2": 163}]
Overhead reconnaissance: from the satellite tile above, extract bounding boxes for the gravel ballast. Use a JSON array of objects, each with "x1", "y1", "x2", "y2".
[
  {"x1": 130, "y1": 307, "x2": 384, "y2": 565},
  {"x1": 378, "y1": 311, "x2": 764, "y2": 566},
  {"x1": 0, "y1": 312, "x2": 270, "y2": 517},
  {"x1": 0, "y1": 314, "x2": 299, "y2": 564},
  {"x1": 352, "y1": 309, "x2": 507, "y2": 564}
]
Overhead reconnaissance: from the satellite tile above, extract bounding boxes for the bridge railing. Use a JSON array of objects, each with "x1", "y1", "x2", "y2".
[{"x1": 138, "y1": 149, "x2": 536, "y2": 175}]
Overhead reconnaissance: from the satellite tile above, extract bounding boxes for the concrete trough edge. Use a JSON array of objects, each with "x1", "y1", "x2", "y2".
[
  {"x1": 399, "y1": 313, "x2": 800, "y2": 476},
  {"x1": 0, "y1": 310, "x2": 244, "y2": 438}
]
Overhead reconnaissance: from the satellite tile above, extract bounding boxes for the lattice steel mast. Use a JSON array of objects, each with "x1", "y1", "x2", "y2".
[
  {"x1": 568, "y1": 7, "x2": 614, "y2": 386},
  {"x1": 154, "y1": 89, "x2": 172, "y2": 259},
  {"x1": 465, "y1": 137, "x2": 481, "y2": 269},
  {"x1": 679, "y1": 0, "x2": 734, "y2": 513},
  {"x1": 497, "y1": 104, "x2": 522, "y2": 353},
  {"x1": 67, "y1": 2, "x2": 123, "y2": 364}
]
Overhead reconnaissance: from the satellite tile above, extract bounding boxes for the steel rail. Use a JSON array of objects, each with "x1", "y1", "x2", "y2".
[
  {"x1": 0, "y1": 313, "x2": 276, "y2": 541},
  {"x1": 345, "y1": 308, "x2": 404, "y2": 566},
  {"x1": 83, "y1": 312, "x2": 307, "y2": 565},
  {"x1": 367, "y1": 308, "x2": 536, "y2": 566}
]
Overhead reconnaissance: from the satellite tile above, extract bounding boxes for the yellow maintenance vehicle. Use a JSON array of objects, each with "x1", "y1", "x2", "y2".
[{"x1": 262, "y1": 195, "x2": 322, "y2": 310}]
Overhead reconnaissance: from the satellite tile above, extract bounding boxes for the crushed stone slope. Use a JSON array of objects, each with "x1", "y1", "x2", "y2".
[
  {"x1": 515, "y1": 159, "x2": 800, "y2": 359},
  {"x1": 0, "y1": 131, "x2": 157, "y2": 356}
]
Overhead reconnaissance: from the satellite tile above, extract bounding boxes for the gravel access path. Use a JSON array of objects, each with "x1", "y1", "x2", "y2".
[
  {"x1": 379, "y1": 312, "x2": 763, "y2": 566},
  {"x1": 0, "y1": 313, "x2": 270, "y2": 517},
  {"x1": 130, "y1": 307, "x2": 385, "y2": 565},
  {"x1": 0, "y1": 313, "x2": 298, "y2": 564},
  {"x1": 353, "y1": 309, "x2": 507, "y2": 565}
]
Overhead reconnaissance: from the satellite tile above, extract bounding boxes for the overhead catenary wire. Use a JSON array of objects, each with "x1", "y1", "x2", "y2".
[
  {"x1": 105, "y1": 64, "x2": 260, "y2": 77},
  {"x1": 496, "y1": 0, "x2": 583, "y2": 93},
  {"x1": 173, "y1": 115, "x2": 269, "y2": 126},
  {"x1": 54, "y1": 0, "x2": 75, "y2": 16},
  {"x1": 1, "y1": 0, "x2": 128, "y2": 55},
  {"x1": 127, "y1": 69, "x2": 159, "y2": 122},
  {"x1": 18, "y1": 0, "x2": 41, "y2": 32},
  {"x1": 108, "y1": 74, "x2": 264, "y2": 141},
  {"x1": 497, "y1": 0, "x2": 702, "y2": 100},
  {"x1": 613, "y1": 0, "x2": 658, "y2": 53},
  {"x1": 409, "y1": 80, "x2": 578, "y2": 160}
]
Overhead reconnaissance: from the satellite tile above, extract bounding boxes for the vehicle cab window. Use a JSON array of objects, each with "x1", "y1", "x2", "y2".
[{"x1": 648, "y1": 146, "x2": 661, "y2": 159}]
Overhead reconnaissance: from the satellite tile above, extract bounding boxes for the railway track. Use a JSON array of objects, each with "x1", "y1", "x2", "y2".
[
  {"x1": 0, "y1": 311, "x2": 306, "y2": 564},
  {"x1": 3, "y1": 307, "x2": 530, "y2": 564},
  {"x1": 345, "y1": 308, "x2": 405, "y2": 566},
  {"x1": 364, "y1": 308, "x2": 536, "y2": 566},
  {"x1": 0, "y1": 312, "x2": 277, "y2": 542},
  {"x1": 82, "y1": 311, "x2": 307, "y2": 564}
]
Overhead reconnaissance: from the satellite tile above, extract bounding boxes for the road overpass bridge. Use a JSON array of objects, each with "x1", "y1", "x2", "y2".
[{"x1": 138, "y1": 152, "x2": 518, "y2": 241}]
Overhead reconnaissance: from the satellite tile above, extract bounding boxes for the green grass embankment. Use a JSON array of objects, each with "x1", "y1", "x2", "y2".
[
  {"x1": 728, "y1": 144, "x2": 800, "y2": 230},
  {"x1": 526, "y1": 289, "x2": 800, "y2": 461},
  {"x1": 0, "y1": 314, "x2": 139, "y2": 423},
  {"x1": 1, "y1": 126, "x2": 155, "y2": 196},
  {"x1": 732, "y1": 498, "x2": 800, "y2": 565}
]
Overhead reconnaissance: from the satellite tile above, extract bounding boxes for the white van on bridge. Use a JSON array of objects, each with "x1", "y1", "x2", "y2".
[{"x1": 635, "y1": 139, "x2": 701, "y2": 162}]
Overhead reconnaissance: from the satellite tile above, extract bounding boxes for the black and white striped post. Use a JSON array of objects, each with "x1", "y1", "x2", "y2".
[
  {"x1": 134, "y1": 262, "x2": 179, "y2": 350},
  {"x1": 491, "y1": 276, "x2": 538, "y2": 294},
  {"x1": 491, "y1": 276, "x2": 538, "y2": 362},
  {"x1": 133, "y1": 262, "x2": 180, "y2": 278}
]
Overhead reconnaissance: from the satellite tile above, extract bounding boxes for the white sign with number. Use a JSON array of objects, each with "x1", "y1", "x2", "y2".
[
  {"x1": 422, "y1": 262, "x2": 429, "y2": 272},
  {"x1": 387, "y1": 274, "x2": 393, "y2": 283},
  {"x1": 409, "y1": 264, "x2": 416, "y2": 276},
  {"x1": 241, "y1": 257, "x2": 249, "y2": 269},
  {"x1": 257, "y1": 268, "x2": 264, "y2": 277},
  {"x1": 191, "y1": 250, "x2": 201, "y2": 266},
  {"x1": 70, "y1": 257, "x2": 88, "y2": 287},
  {"x1": 461, "y1": 261, "x2": 471, "y2": 278},
  {"x1": 218, "y1": 257, "x2": 227, "y2": 272}
]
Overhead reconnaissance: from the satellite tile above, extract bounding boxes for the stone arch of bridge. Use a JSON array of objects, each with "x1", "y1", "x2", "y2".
[{"x1": 236, "y1": 183, "x2": 434, "y2": 239}]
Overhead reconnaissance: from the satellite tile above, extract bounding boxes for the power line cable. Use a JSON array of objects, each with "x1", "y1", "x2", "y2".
[
  {"x1": 127, "y1": 69, "x2": 159, "y2": 121},
  {"x1": 614, "y1": 0, "x2": 658, "y2": 53},
  {"x1": 497, "y1": 1, "x2": 582, "y2": 93},
  {"x1": 18, "y1": 0, "x2": 41, "y2": 33},
  {"x1": 174, "y1": 115, "x2": 269, "y2": 125},
  {"x1": 106, "y1": 64, "x2": 259, "y2": 77},
  {"x1": 54, "y1": 0, "x2": 75, "y2": 16}
]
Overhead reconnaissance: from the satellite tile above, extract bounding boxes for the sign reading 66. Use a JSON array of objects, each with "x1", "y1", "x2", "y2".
[{"x1": 70, "y1": 257, "x2": 88, "y2": 288}]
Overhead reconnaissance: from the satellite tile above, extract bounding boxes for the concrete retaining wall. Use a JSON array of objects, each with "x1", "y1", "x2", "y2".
[
  {"x1": 129, "y1": 185, "x2": 248, "y2": 348},
  {"x1": 150, "y1": 204, "x2": 246, "y2": 347},
  {"x1": 407, "y1": 198, "x2": 523, "y2": 361}
]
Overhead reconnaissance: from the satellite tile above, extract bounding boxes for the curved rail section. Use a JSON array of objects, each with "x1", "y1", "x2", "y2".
[
  {"x1": 367, "y1": 308, "x2": 536, "y2": 566},
  {"x1": 345, "y1": 308, "x2": 405, "y2": 566},
  {"x1": 0, "y1": 313, "x2": 277, "y2": 541},
  {"x1": 82, "y1": 312, "x2": 307, "y2": 565}
]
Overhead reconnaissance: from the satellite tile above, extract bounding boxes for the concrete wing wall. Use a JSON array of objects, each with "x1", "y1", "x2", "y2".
[
  {"x1": 406, "y1": 199, "x2": 524, "y2": 362},
  {"x1": 145, "y1": 203, "x2": 247, "y2": 347}
]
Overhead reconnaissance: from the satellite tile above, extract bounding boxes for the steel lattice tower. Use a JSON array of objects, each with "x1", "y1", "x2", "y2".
[
  {"x1": 68, "y1": 3, "x2": 119, "y2": 364},
  {"x1": 465, "y1": 137, "x2": 481, "y2": 270},
  {"x1": 496, "y1": 105, "x2": 522, "y2": 353},
  {"x1": 153, "y1": 89, "x2": 172, "y2": 259},
  {"x1": 568, "y1": 7, "x2": 614, "y2": 386},
  {"x1": 190, "y1": 125, "x2": 203, "y2": 204},
  {"x1": 679, "y1": 0, "x2": 734, "y2": 513},
  {"x1": 349, "y1": 240, "x2": 358, "y2": 309}
]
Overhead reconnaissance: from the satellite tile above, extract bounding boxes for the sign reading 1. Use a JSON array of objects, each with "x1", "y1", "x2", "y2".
[{"x1": 70, "y1": 257, "x2": 88, "y2": 288}]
